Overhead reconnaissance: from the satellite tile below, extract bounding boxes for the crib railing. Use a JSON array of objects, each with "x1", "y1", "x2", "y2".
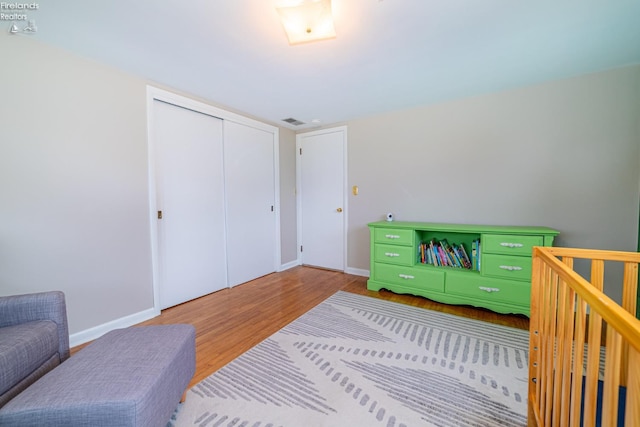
[{"x1": 528, "y1": 247, "x2": 640, "y2": 427}]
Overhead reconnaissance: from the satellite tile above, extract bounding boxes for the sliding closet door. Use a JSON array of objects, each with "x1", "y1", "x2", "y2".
[
  {"x1": 224, "y1": 121, "x2": 277, "y2": 287},
  {"x1": 153, "y1": 100, "x2": 227, "y2": 309}
]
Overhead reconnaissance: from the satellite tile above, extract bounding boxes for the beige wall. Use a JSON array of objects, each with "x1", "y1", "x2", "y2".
[
  {"x1": 347, "y1": 65, "x2": 640, "y2": 301},
  {"x1": 278, "y1": 127, "x2": 298, "y2": 265},
  {"x1": 2, "y1": 35, "x2": 638, "y2": 332},
  {"x1": 0, "y1": 36, "x2": 299, "y2": 336},
  {"x1": 0, "y1": 36, "x2": 153, "y2": 334}
]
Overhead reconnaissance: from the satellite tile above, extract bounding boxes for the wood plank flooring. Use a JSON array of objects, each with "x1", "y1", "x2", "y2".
[{"x1": 72, "y1": 266, "x2": 529, "y2": 388}]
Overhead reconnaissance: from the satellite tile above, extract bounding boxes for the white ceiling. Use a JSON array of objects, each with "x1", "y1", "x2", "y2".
[{"x1": 20, "y1": 0, "x2": 640, "y2": 130}]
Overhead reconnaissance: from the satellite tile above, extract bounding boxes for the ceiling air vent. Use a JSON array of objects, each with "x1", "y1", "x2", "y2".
[{"x1": 282, "y1": 117, "x2": 305, "y2": 126}]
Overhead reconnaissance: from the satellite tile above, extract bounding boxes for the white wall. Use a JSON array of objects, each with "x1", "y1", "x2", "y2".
[{"x1": 347, "y1": 65, "x2": 640, "y2": 302}]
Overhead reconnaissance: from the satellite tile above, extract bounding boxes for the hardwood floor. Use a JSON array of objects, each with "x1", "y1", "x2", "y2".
[{"x1": 72, "y1": 266, "x2": 529, "y2": 388}]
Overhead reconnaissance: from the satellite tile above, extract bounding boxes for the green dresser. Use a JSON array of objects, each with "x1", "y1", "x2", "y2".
[{"x1": 368, "y1": 221, "x2": 559, "y2": 316}]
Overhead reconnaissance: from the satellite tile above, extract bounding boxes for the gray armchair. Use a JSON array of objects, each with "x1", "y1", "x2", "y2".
[{"x1": 0, "y1": 291, "x2": 70, "y2": 408}]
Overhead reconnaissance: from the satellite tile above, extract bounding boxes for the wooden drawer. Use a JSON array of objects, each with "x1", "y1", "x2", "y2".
[
  {"x1": 482, "y1": 253, "x2": 532, "y2": 281},
  {"x1": 482, "y1": 234, "x2": 543, "y2": 256},
  {"x1": 446, "y1": 272, "x2": 530, "y2": 306},
  {"x1": 374, "y1": 264, "x2": 444, "y2": 292},
  {"x1": 374, "y1": 244, "x2": 414, "y2": 266},
  {"x1": 374, "y1": 228, "x2": 414, "y2": 246}
]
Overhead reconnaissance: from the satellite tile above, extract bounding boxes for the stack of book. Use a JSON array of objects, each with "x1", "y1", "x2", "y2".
[{"x1": 419, "y1": 238, "x2": 481, "y2": 271}]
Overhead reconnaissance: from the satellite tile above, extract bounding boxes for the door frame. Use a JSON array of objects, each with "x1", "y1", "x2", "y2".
[
  {"x1": 295, "y1": 125, "x2": 348, "y2": 270},
  {"x1": 146, "y1": 86, "x2": 281, "y2": 311}
]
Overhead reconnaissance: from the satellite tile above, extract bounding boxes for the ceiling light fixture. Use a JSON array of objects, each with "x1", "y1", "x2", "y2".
[{"x1": 276, "y1": 0, "x2": 336, "y2": 45}]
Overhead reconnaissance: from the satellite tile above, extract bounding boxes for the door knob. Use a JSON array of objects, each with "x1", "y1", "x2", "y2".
[{"x1": 336, "y1": 208, "x2": 343, "y2": 213}]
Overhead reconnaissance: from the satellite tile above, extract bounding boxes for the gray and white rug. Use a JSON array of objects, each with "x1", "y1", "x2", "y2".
[{"x1": 170, "y1": 291, "x2": 529, "y2": 426}]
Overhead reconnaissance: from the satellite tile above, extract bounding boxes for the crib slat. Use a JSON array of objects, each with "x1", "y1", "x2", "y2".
[
  {"x1": 591, "y1": 259, "x2": 605, "y2": 293},
  {"x1": 601, "y1": 328, "x2": 622, "y2": 427},
  {"x1": 553, "y1": 271, "x2": 567, "y2": 426},
  {"x1": 583, "y1": 310, "x2": 603, "y2": 426},
  {"x1": 553, "y1": 282, "x2": 566, "y2": 426},
  {"x1": 583, "y1": 259, "x2": 605, "y2": 426},
  {"x1": 528, "y1": 255, "x2": 543, "y2": 427},
  {"x1": 552, "y1": 256, "x2": 574, "y2": 426},
  {"x1": 626, "y1": 348, "x2": 639, "y2": 427},
  {"x1": 622, "y1": 261, "x2": 639, "y2": 315},
  {"x1": 544, "y1": 268, "x2": 559, "y2": 426},
  {"x1": 569, "y1": 295, "x2": 587, "y2": 426},
  {"x1": 620, "y1": 262, "x2": 638, "y2": 387},
  {"x1": 560, "y1": 296, "x2": 577, "y2": 427},
  {"x1": 538, "y1": 261, "x2": 552, "y2": 424},
  {"x1": 541, "y1": 263, "x2": 557, "y2": 425}
]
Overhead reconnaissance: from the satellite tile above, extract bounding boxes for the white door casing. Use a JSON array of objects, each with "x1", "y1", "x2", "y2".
[{"x1": 297, "y1": 126, "x2": 347, "y2": 271}]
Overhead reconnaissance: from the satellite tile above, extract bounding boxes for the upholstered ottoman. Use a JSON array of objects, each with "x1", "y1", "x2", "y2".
[{"x1": 0, "y1": 324, "x2": 195, "y2": 427}]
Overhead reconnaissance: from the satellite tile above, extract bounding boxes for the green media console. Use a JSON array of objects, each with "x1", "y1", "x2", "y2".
[{"x1": 367, "y1": 221, "x2": 559, "y2": 316}]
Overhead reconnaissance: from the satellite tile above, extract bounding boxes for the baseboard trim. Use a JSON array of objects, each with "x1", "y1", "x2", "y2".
[
  {"x1": 69, "y1": 306, "x2": 160, "y2": 348},
  {"x1": 279, "y1": 259, "x2": 301, "y2": 272},
  {"x1": 345, "y1": 267, "x2": 369, "y2": 277}
]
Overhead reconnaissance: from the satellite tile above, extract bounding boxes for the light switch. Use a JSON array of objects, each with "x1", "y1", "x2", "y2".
[{"x1": 352, "y1": 185, "x2": 359, "y2": 196}]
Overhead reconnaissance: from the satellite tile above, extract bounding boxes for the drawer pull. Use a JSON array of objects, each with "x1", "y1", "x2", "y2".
[
  {"x1": 499, "y1": 265, "x2": 523, "y2": 271},
  {"x1": 500, "y1": 242, "x2": 524, "y2": 248},
  {"x1": 384, "y1": 252, "x2": 400, "y2": 257},
  {"x1": 398, "y1": 274, "x2": 415, "y2": 280},
  {"x1": 385, "y1": 234, "x2": 401, "y2": 239},
  {"x1": 479, "y1": 286, "x2": 500, "y2": 293}
]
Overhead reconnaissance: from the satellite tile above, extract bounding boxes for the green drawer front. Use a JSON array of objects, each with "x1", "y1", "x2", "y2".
[
  {"x1": 446, "y1": 272, "x2": 530, "y2": 306},
  {"x1": 375, "y1": 264, "x2": 444, "y2": 292},
  {"x1": 482, "y1": 254, "x2": 532, "y2": 281},
  {"x1": 482, "y1": 234, "x2": 543, "y2": 256},
  {"x1": 374, "y1": 244, "x2": 414, "y2": 266},
  {"x1": 373, "y1": 228, "x2": 414, "y2": 246}
]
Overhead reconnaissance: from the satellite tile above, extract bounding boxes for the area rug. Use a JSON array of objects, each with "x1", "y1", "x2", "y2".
[{"x1": 170, "y1": 291, "x2": 529, "y2": 426}]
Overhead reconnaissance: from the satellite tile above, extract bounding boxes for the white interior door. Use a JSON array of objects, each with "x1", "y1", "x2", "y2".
[
  {"x1": 224, "y1": 121, "x2": 277, "y2": 287},
  {"x1": 153, "y1": 100, "x2": 227, "y2": 309},
  {"x1": 298, "y1": 127, "x2": 346, "y2": 271}
]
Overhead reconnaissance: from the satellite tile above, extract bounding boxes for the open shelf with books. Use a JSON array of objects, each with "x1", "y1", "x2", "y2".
[
  {"x1": 417, "y1": 231, "x2": 480, "y2": 271},
  {"x1": 368, "y1": 221, "x2": 559, "y2": 316}
]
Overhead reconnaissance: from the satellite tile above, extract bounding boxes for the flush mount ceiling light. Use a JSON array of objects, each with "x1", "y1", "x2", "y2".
[{"x1": 276, "y1": 0, "x2": 336, "y2": 45}]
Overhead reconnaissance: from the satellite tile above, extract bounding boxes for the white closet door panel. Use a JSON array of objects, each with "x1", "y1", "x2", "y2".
[
  {"x1": 299, "y1": 129, "x2": 345, "y2": 271},
  {"x1": 153, "y1": 100, "x2": 227, "y2": 309},
  {"x1": 224, "y1": 121, "x2": 276, "y2": 287}
]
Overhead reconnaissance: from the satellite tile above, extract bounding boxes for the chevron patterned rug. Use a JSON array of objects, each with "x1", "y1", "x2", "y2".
[{"x1": 170, "y1": 291, "x2": 529, "y2": 427}]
